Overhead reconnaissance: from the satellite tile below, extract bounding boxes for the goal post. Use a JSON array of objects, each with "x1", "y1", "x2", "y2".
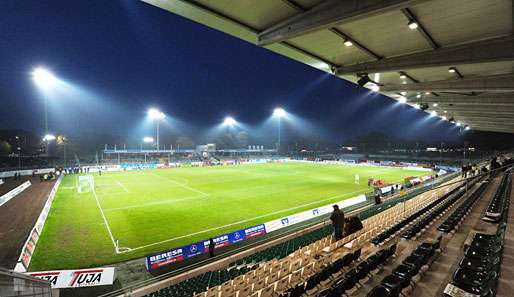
[{"x1": 77, "y1": 175, "x2": 95, "y2": 193}]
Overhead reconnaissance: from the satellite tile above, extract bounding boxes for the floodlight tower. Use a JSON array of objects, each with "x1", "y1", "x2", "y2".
[
  {"x1": 223, "y1": 116, "x2": 236, "y2": 127},
  {"x1": 148, "y1": 108, "x2": 165, "y2": 150},
  {"x1": 32, "y1": 67, "x2": 57, "y2": 135},
  {"x1": 273, "y1": 107, "x2": 286, "y2": 153}
]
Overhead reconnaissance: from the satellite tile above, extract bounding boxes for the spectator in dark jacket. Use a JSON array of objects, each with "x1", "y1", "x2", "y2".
[{"x1": 330, "y1": 205, "x2": 345, "y2": 241}]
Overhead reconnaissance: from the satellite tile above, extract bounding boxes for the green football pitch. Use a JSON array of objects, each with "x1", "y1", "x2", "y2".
[{"x1": 29, "y1": 162, "x2": 428, "y2": 270}]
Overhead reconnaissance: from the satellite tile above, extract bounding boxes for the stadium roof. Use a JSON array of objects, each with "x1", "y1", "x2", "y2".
[{"x1": 142, "y1": 0, "x2": 514, "y2": 134}]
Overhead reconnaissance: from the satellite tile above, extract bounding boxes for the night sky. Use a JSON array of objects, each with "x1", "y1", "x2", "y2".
[{"x1": 0, "y1": 0, "x2": 463, "y2": 146}]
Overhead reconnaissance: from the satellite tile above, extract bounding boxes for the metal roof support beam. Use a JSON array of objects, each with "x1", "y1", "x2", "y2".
[
  {"x1": 401, "y1": 8, "x2": 439, "y2": 49},
  {"x1": 470, "y1": 125, "x2": 514, "y2": 133},
  {"x1": 407, "y1": 94, "x2": 514, "y2": 106},
  {"x1": 446, "y1": 110, "x2": 514, "y2": 116},
  {"x1": 336, "y1": 36, "x2": 514, "y2": 75},
  {"x1": 258, "y1": 0, "x2": 430, "y2": 46},
  {"x1": 381, "y1": 73, "x2": 514, "y2": 92}
]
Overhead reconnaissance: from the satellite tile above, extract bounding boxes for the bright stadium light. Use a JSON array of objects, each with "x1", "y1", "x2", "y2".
[
  {"x1": 223, "y1": 116, "x2": 237, "y2": 126},
  {"x1": 32, "y1": 67, "x2": 57, "y2": 87},
  {"x1": 398, "y1": 96, "x2": 407, "y2": 103},
  {"x1": 430, "y1": 110, "x2": 437, "y2": 116},
  {"x1": 147, "y1": 108, "x2": 166, "y2": 150},
  {"x1": 273, "y1": 107, "x2": 287, "y2": 153},
  {"x1": 148, "y1": 108, "x2": 165, "y2": 120},
  {"x1": 273, "y1": 107, "x2": 286, "y2": 118},
  {"x1": 465, "y1": 126, "x2": 471, "y2": 131},
  {"x1": 143, "y1": 137, "x2": 154, "y2": 143},
  {"x1": 43, "y1": 134, "x2": 56, "y2": 141}
]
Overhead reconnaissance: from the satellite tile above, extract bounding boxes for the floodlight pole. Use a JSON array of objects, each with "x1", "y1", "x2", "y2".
[
  {"x1": 277, "y1": 117, "x2": 281, "y2": 153},
  {"x1": 156, "y1": 119, "x2": 160, "y2": 151}
]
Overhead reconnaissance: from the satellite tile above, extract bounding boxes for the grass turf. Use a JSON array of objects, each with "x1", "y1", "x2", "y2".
[{"x1": 29, "y1": 162, "x2": 428, "y2": 270}]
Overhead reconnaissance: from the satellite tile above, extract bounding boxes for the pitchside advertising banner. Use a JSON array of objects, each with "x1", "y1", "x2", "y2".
[
  {"x1": 26, "y1": 267, "x2": 116, "y2": 289},
  {"x1": 146, "y1": 224, "x2": 267, "y2": 270},
  {"x1": 145, "y1": 194, "x2": 367, "y2": 271}
]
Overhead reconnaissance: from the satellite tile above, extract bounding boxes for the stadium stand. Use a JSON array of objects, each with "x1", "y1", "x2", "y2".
[{"x1": 128, "y1": 175, "x2": 465, "y2": 297}]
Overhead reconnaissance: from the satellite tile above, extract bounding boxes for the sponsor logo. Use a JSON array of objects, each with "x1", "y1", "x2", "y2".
[
  {"x1": 281, "y1": 218, "x2": 289, "y2": 225},
  {"x1": 70, "y1": 269, "x2": 104, "y2": 287}
]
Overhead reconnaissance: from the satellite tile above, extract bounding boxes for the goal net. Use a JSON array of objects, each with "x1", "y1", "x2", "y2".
[{"x1": 78, "y1": 175, "x2": 95, "y2": 193}]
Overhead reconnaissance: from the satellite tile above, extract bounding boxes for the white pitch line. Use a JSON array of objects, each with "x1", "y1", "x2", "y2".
[
  {"x1": 90, "y1": 181, "x2": 119, "y2": 253},
  {"x1": 148, "y1": 173, "x2": 209, "y2": 196},
  {"x1": 116, "y1": 181, "x2": 129, "y2": 193},
  {"x1": 120, "y1": 188, "x2": 368, "y2": 253},
  {"x1": 103, "y1": 195, "x2": 207, "y2": 211}
]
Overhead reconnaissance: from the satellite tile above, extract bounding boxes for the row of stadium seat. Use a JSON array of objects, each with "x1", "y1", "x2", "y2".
[
  {"x1": 371, "y1": 182, "x2": 466, "y2": 245},
  {"x1": 438, "y1": 180, "x2": 489, "y2": 233},
  {"x1": 400, "y1": 186, "x2": 469, "y2": 240},
  {"x1": 484, "y1": 170, "x2": 512, "y2": 222},
  {"x1": 308, "y1": 245, "x2": 397, "y2": 297},
  {"x1": 144, "y1": 177, "x2": 463, "y2": 297},
  {"x1": 444, "y1": 171, "x2": 512, "y2": 297},
  {"x1": 367, "y1": 239, "x2": 441, "y2": 297}
]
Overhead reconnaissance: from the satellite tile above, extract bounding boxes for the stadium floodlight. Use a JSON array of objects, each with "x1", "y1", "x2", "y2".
[
  {"x1": 148, "y1": 108, "x2": 165, "y2": 120},
  {"x1": 273, "y1": 107, "x2": 287, "y2": 153},
  {"x1": 398, "y1": 96, "x2": 407, "y2": 103},
  {"x1": 273, "y1": 107, "x2": 286, "y2": 118},
  {"x1": 32, "y1": 67, "x2": 57, "y2": 87},
  {"x1": 147, "y1": 108, "x2": 166, "y2": 150},
  {"x1": 430, "y1": 110, "x2": 437, "y2": 117},
  {"x1": 32, "y1": 67, "x2": 59, "y2": 137},
  {"x1": 223, "y1": 116, "x2": 237, "y2": 126},
  {"x1": 143, "y1": 137, "x2": 154, "y2": 143},
  {"x1": 43, "y1": 134, "x2": 56, "y2": 141},
  {"x1": 408, "y1": 20, "x2": 418, "y2": 30},
  {"x1": 456, "y1": 122, "x2": 462, "y2": 127},
  {"x1": 465, "y1": 126, "x2": 471, "y2": 131}
]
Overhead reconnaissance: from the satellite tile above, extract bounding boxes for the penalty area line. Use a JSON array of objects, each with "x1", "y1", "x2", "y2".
[
  {"x1": 116, "y1": 180, "x2": 129, "y2": 193},
  {"x1": 90, "y1": 184, "x2": 123, "y2": 254},
  {"x1": 118, "y1": 188, "x2": 368, "y2": 254}
]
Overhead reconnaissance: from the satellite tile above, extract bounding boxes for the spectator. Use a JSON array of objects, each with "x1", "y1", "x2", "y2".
[
  {"x1": 374, "y1": 192, "x2": 382, "y2": 205},
  {"x1": 330, "y1": 204, "x2": 345, "y2": 241},
  {"x1": 345, "y1": 215, "x2": 363, "y2": 236},
  {"x1": 208, "y1": 238, "x2": 215, "y2": 257}
]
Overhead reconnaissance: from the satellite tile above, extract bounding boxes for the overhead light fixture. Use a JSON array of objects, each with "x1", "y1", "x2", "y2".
[
  {"x1": 425, "y1": 92, "x2": 430, "y2": 95},
  {"x1": 448, "y1": 67, "x2": 456, "y2": 73},
  {"x1": 399, "y1": 73, "x2": 407, "y2": 79},
  {"x1": 143, "y1": 137, "x2": 154, "y2": 143},
  {"x1": 344, "y1": 39, "x2": 353, "y2": 47},
  {"x1": 456, "y1": 122, "x2": 462, "y2": 127},
  {"x1": 444, "y1": 110, "x2": 447, "y2": 113},
  {"x1": 398, "y1": 96, "x2": 407, "y2": 103},
  {"x1": 408, "y1": 20, "x2": 418, "y2": 30},
  {"x1": 416, "y1": 94, "x2": 421, "y2": 98},
  {"x1": 432, "y1": 103, "x2": 438, "y2": 107},
  {"x1": 430, "y1": 110, "x2": 437, "y2": 116},
  {"x1": 465, "y1": 126, "x2": 471, "y2": 131}
]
